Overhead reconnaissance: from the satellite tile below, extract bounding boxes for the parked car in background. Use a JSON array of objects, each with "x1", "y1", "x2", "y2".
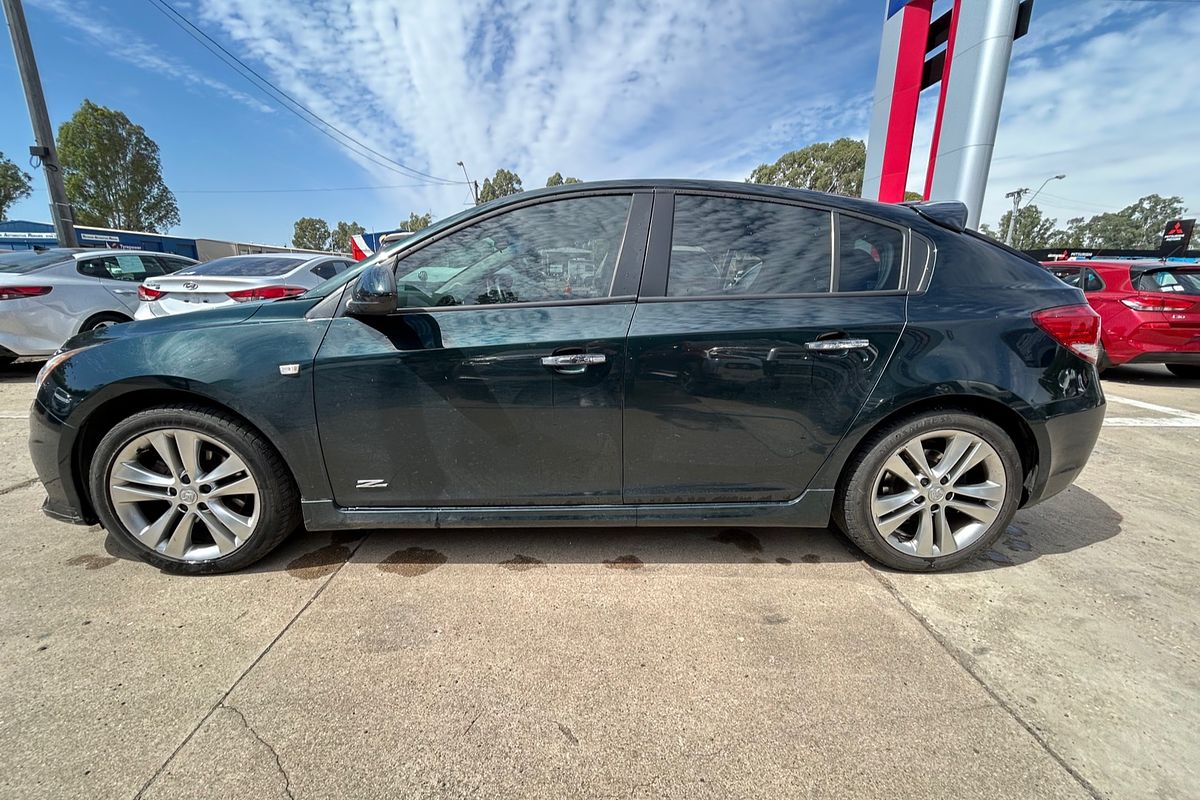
[
  {"x1": 33, "y1": 181, "x2": 1105, "y2": 576},
  {"x1": 1044, "y1": 260, "x2": 1200, "y2": 377},
  {"x1": 0, "y1": 248, "x2": 196, "y2": 364},
  {"x1": 135, "y1": 253, "x2": 355, "y2": 319}
]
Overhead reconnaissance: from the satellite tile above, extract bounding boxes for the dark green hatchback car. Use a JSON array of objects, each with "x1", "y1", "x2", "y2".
[{"x1": 30, "y1": 180, "x2": 1105, "y2": 574}]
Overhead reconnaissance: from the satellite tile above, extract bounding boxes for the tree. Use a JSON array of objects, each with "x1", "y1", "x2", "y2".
[
  {"x1": 748, "y1": 138, "x2": 866, "y2": 197},
  {"x1": 398, "y1": 211, "x2": 433, "y2": 232},
  {"x1": 979, "y1": 204, "x2": 1058, "y2": 249},
  {"x1": 292, "y1": 217, "x2": 330, "y2": 250},
  {"x1": 546, "y1": 172, "x2": 582, "y2": 187},
  {"x1": 1051, "y1": 194, "x2": 1186, "y2": 249},
  {"x1": 478, "y1": 169, "x2": 523, "y2": 204},
  {"x1": 56, "y1": 99, "x2": 179, "y2": 232},
  {"x1": 0, "y1": 152, "x2": 33, "y2": 221},
  {"x1": 330, "y1": 220, "x2": 365, "y2": 252}
]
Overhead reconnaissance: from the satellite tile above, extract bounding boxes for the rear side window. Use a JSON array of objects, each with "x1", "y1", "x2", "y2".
[
  {"x1": 310, "y1": 261, "x2": 341, "y2": 280},
  {"x1": 667, "y1": 195, "x2": 832, "y2": 297},
  {"x1": 1134, "y1": 269, "x2": 1200, "y2": 295},
  {"x1": 1050, "y1": 267, "x2": 1082, "y2": 288},
  {"x1": 78, "y1": 254, "x2": 163, "y2": 281},
  {"x1": 837, "y1": 216, "x2": 903, "y2": 292}
]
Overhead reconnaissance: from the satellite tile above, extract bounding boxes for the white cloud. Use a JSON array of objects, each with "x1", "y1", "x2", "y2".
[
  {"x1": 26, "y1": 0, "x2": 274, "y2": 114},
  {"x1": 907, "y1": 5, "x2": 1199, "y2": 227},
  {"x1": 193, "y1": 0, "x2": 872, "y2": 214}
]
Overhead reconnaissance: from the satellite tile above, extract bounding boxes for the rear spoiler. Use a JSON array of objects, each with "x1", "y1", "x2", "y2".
[{"x1": 904, "y1": 201, "x2": 968, "y2": 232}]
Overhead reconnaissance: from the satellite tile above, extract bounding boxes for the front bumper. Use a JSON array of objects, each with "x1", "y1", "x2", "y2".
[{"x1": 29, "y1": 399, "x2": 95, "y2": 525}]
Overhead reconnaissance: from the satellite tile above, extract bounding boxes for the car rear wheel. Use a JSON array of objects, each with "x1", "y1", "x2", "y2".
[
  {"x1": 1166, "y1": 364, "x2": 1200, "y2": 379},
  {"x1": 89, "y1": 405, "x2": 299, "y2": 574},
  {"x1": 835, "y1": 411, "x2": 1023, "y2": 571},
  {"x1": 81, "y1": 312, "x2": 129, "y2": 333}
]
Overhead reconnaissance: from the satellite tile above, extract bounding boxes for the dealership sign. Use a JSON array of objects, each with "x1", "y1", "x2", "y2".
[{"x1": 1159, "y1": 218, "x2": 1195, "y2": 258}]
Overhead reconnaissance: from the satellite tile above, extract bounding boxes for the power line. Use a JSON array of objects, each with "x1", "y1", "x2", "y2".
[
  {"x1": 143, "y1": 0, "x2": 463, "y2": 186},
  {"x1": 28, "y1": 182, "x2": 438, "y2": 195}
]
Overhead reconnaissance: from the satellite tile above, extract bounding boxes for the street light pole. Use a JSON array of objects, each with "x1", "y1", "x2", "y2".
[
  {"x1": 2, "y1": 0, "x2": 77, "y2": 246},
  {"x1": 456, "y1": 160, "x2": 479, "y2": 204},
  {"x1": 1003, "y1": 188, "x2": 1027, "y2": 247},
  {"x1": 1026, "y1": 173, "x2": 1067, "y2": 210}
]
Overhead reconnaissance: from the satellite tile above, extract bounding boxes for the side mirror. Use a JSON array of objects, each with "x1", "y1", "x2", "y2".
[{"x1": 346, "y1": 264, "x2": 397, "y2": 316}]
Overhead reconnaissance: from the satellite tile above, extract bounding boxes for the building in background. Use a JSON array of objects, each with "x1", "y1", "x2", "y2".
[{"x1": 0, "y1": 220, "x2": 331, "y2": 261}]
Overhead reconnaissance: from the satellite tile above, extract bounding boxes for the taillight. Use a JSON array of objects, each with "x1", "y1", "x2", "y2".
[
  {"x1": 225, "y1": 285, "x2": 306, "y2": 303},
  {"x1": 1120, "y1": 295, "x2": 1195, "y2": 312},
  {"x1": 0, "y1": 286, "x2": 52, "y2": 301},
  {"x1": 138, "y1": 285, "x2": 165, "y2": 301},
  {"x1": 1032, "y1": 304, "x2": 1101, "y2": 364}
]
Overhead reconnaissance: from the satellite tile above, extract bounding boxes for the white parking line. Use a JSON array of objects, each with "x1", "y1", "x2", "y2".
[
  {"x1": 1105, "y1": 395, "x2": 1200, "y2": 427},
  {"x1": 0, "y1": 413, "x2": 26, "y2": 419}
]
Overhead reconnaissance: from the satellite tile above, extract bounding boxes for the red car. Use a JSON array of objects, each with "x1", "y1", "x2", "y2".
[{"x1": 1043, "y1": 260, "x2": 1200, "y2": 377}]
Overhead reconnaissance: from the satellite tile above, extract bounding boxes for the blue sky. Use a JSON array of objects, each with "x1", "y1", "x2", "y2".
[{"x1": 2, "y1": 0, "x2": 1197, "y2": 245}]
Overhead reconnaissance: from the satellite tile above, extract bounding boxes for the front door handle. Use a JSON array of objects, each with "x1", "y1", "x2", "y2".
[
  {"x1": 541, "y1": 353, "x2": 606, "y2": 369},
  {"x1": 805, "y1": 338, "x2": 871, "y2": 352}
]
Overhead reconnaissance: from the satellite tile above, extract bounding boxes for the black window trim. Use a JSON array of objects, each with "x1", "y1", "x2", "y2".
[
  {"x1": 639, "y1": 188, "x2": 914, "y2": 302},
  {"x1": 337, "y1": 189, "x2": 651, "y2": 318}
]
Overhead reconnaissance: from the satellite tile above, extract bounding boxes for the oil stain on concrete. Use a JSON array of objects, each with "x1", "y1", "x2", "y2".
[
  {"x1": 65, "y1": 554, "x2": 118, "y2": 570},
  {"x1": 286, "y1": 544, "x2": 352, "y2": 580},
  {"x1": 710, "y1": 529, "x2": 763, "y2": 553},
  {"x1": 379, "y1": 547, "x2": 448, "y2": 577},
  {"x1": 500, "y1": 554, "x2": 545, "y2": 571},
  {"x1": 603, "y1": 555, "x2": 644, "y2": 570}
]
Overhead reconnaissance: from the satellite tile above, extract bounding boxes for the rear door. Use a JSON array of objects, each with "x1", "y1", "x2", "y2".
[
  {"x1": 313, "y1": 191, "x2": 651, "y2": 508},
  {"x1": 623, "y1": 191, "x2": 908, "y2": 503}
]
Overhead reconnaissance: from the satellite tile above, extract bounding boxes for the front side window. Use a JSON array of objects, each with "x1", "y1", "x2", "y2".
[
  {"x1": 837, "y1": 216, "x2": 903, "y2": 292},
  {"x1": 394, "y1": 195, "x2": 632, "y2": 307},
  {"x1": 667, "y1": 195, "x2": 832, "y2": 297}
]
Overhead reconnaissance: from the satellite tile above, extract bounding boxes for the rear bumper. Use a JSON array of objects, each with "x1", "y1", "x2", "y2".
[
  {"x1": 29, "y1": 399, "x2": 95, "y2": 525},
  {"x1": 1023, "y1": 402, "x2": 1106, "y2": 507}
]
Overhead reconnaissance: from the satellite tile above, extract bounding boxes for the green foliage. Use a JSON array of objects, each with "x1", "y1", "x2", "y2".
[
  {"x1": 398, "y1": 211, "x2": 433, "y2": 232},
  {"x1": 546, "y1": 172, "x2": 582, "y2": 187},
  {"x1": 979, "y1": 194, "x2": 1188, "y2": 250},
  {"x1": 478, "y1": 169, "x2": 523, "y2": 204},
  {"x1": 0, "y1": 152, "x2": 33, "y2": 221},
  {"x1": 903, "y1": 191, "x2": 923, "y2": 202},
  {"x1": 748, "y1": 138, "x2": 866, "y2": 197},
  {"x1": 292, "y1": 216, "x2": 330, "y2": 250},
  {"x1": 56, "y1": 99, "x2": 179, "y2": 232},
  {"x1": 330, "y1": 220, "x2": 365, "y2": 253}
]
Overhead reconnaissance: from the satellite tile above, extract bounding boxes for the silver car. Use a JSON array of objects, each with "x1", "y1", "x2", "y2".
[
  {"x1": 135, "y1": 253, "x2": 355, "y2": 319},
  {"x1": 0, "y1": 248, "x2": 198, "y2": 364}
]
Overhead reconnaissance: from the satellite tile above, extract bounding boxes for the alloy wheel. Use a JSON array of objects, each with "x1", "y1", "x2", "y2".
[
  {"x1": 107, "y1": 428, "x2": 261, "y2": 562},
  {"x1": 870, "y1": 428, "x2": 1006, "y2": 558}
]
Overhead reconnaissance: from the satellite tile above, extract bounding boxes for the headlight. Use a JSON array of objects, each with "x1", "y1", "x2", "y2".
[{"x1": 35, "y1": 346, "x2": 93, "y2": 391}]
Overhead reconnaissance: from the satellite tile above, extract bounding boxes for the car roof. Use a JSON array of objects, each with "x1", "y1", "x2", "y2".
[{"x1": 478, "y1": 179, "x2": 925, "y2": 226}]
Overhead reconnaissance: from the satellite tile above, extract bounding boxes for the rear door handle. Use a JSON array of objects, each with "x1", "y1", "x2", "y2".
[
  {"x1": 541, "y1": 353, "x2": 606, "y2": 367},
  {"x1": 805, "y1": 338, "x2": 871, "y2": 352}
]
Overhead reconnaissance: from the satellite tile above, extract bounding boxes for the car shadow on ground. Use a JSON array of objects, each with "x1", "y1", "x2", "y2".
[
  {"x1": 97, "y1": 485, "x2": 1121, "y2": 579},
  {"x1": 0, "y1": 361, "x2": 41, "y2": 383},
  {"x1": 1101, "y1": 364, "x2": 1194, "y2": 388}
]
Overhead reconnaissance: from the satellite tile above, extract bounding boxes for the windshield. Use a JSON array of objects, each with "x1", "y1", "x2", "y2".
[
  {"x1": 0, "y1": 249, "x2": 73, "y2": 274},
  {"x1": 178, "y1": 256, "x2": 307, "y2": 277},
  {"x1": 1134, "y1": 269, "x2": 1200, "y2": 295}
]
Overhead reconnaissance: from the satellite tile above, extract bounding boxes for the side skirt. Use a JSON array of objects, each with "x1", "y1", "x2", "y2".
[{"x1": 300, "y1": 490, "x2": 834, "y2": 531}]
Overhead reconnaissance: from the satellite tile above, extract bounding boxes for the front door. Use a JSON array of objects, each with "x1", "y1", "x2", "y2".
[
  {"x1": 623, "y1": 191, "x2": 909, "y2": 503},
  {"x1": 313, "y1": 192, "x2": 649, "y2": 508}
]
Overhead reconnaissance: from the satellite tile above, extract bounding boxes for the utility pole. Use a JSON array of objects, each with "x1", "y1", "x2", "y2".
[
  {"x1": 3, "y1": 0, "x2": 76, "y2": 246},
  {"x1": 456, "y1": 160, "x2": 479, "y2": 205},
  {"x1": 1003, "y1": 188, "x2": 1028, "y2": 247}
]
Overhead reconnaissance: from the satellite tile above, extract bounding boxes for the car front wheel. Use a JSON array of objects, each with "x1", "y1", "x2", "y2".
[
  {"x1": 89, "y1": 405, "x2": 299, "y2": 574},
  {"x1": 836, "y1": 411, "x2": 1023, "y2": 571}
]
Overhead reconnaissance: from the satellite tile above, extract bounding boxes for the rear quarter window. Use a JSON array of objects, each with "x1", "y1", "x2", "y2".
[{"x1": 837, "y1": 216, "x2": 903, "y2": 292}]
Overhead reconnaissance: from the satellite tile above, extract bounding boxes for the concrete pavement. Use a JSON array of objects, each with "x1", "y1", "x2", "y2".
[{"x1": 0, "y1": 363, "x2": 1196, "y2": 799}]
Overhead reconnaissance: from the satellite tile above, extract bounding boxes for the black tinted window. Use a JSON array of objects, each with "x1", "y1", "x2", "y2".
[
  {"x1": 394, "y1": 195, "x2": 632, "y2": 307},
  {"x1": 1083, "y1": 269, "x2": 1105, "y2": 292},
  {"x1": 310, "y1": 261, "x2": 341, "y2": 280},
  {"x1": 667, "y1": 195, "x2": 832, "y2": 297},
  {"x1": 1134, "y1": 269, "x2": 1200, "y2": 295},
  {"x1": 1050, "y1": 267, "x2": 1082, "y2": 287},
  {"x1": 837, "y1": 216, "x2": 903, "y2": 292}
]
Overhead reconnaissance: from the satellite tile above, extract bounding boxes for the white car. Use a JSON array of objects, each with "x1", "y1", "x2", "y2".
[
  {"x1": 0, "y1": 247, "x2": 197, "y2": 364},
  {"x1": 135, "y1": 253, "x2": 355, "y2": 319}
]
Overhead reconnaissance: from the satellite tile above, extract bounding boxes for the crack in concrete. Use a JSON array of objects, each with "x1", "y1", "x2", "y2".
[
  {"x1": 0, "y1": 478, "x2": 39, "y2": 497},
  {"x1": 222, "y1": 704, "x2": 294, "y2": 800},
  {"x1": 866, "y1": 565, "x2": 1107, "y2": 800},
  {"x1": 132, "y1": 532, "x2": 372, "y2": 799}
]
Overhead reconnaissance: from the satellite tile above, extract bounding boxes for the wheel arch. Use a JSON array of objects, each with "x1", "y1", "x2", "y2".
[
  {"x1": 824, "y1": 393, "x2": 1040, "y2": 507},
  {"x1": 76, "y1": 310, "x2": 132, "y2": 335},
  {"x1": 71, "y1": 387, "x2": 302, "y2": 520}
]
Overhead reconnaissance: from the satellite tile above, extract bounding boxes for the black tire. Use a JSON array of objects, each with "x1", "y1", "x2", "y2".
[
  {"x1": 89, "y1": 405, "x2": 300, "y2": 574},
  {"x1": 834, "y1": 410, "x2": 1023, "y2": 572},
  {"x1": 1096, "y1": 342, "x2": 1112, "y2": 375},
  {"x1": 1166, "y1": 364, "x2": 1200, "y2": 379},
  {"x1": 80, "y1": 312, "x2": 130, "y2": 332}
]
